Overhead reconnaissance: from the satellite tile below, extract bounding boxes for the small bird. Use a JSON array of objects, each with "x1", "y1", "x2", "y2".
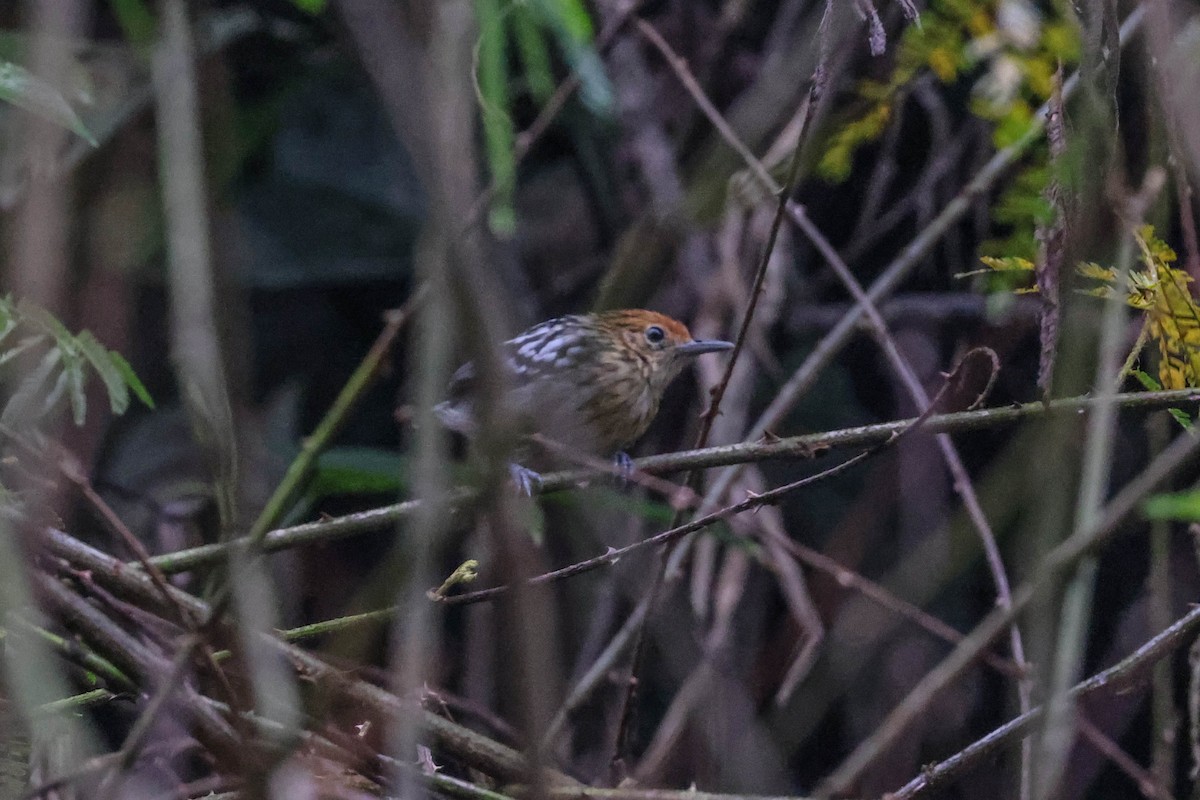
[{"x1": 435, "y1": 309, "x2": 734, "y2": 490}]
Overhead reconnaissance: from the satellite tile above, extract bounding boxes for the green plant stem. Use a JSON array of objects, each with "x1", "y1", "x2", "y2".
[
  {"x1": 35, "y1": 606, "x2": 400, "y2": 714},
  {"x1": 245, "y1": 289, "x2": 425, "y2": 546},
  {"x1": 8, "y1": 617, "x2": 137, "y2": 694}
]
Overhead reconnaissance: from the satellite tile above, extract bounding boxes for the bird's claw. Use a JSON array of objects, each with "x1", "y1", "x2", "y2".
[{"x1": 509, "y1": 463, "x2": 544, "y2": 496}]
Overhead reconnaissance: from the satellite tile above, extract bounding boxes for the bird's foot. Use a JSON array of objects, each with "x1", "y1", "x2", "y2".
[
  {"x1": 613, "y1": 451, "x2": 635, "y2": 487},
  {"x1": 509, "y1": 462, "x2": 544, "y2": 496}
]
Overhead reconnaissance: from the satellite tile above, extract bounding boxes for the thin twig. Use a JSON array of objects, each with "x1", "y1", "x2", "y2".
[
  {"x1": 891, "y1": 604, "x2": 1200, "y2": 798},
  {"x1": 610, "y1": 15, "x2": 834, "y2": 769},
  {"x1": 440, "y1": 347, "x2": 997, "y2": 609},
  {"x1": 702, "y1": 5, "x2": 1147, "y2": 513},
  {"x1": 1038, "y1": 168, "x2": 1166, "y2": 798},
  {"x1": 817, "y1": 424, "x2": 1200, "y2": 795},
  {"x1": 40, "y1": 525, "x2": 581, "y2": 788},
  {"x1": 636, "y1": 18, "x2": 1032, "y2": 761},
  {"x1": 128, "y1": 388, "x2": 1200, "y2": 578},
  {"x1": 439, "y1": 450, "x2": 873, "y2": 608}
]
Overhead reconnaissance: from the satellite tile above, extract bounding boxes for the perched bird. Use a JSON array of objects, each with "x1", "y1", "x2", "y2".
[{"x1": 435, "y1": 309, "x2": 734, "y2": 490}]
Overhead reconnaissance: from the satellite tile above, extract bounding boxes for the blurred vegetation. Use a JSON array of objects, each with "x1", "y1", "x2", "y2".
[{"x1": 0, "y1": 1, "x2": 1198, "y2": 799}]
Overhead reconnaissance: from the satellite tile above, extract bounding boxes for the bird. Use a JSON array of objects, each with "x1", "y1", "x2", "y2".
[{"x1": 435, "y1": 309, "x2": 734, "y2": 492}]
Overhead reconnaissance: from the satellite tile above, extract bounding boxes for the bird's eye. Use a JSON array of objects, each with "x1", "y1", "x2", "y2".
[{"x1": 644, "y1": 325, "x2": 666, "y2": 345}]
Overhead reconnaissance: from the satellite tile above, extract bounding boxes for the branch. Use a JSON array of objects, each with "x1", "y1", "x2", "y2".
[
  {"x1": 137, "y1": 388, "x2": 1200, "y2": 577},
  {"x1": 39, "y1": 527, "x2": 581, "y2": 789},
  {"x1": 892, "y1": 604, "x2": 1200, "y2": 798},
  {"x1": 816, "y1": 424, "x2": 1200, "y2": 794}
]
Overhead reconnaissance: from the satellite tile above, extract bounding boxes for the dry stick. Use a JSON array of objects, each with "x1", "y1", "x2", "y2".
[
  {"x1": 787, "y1": 196, "x2": 1035, "y2": 731},
  {"x1": 440, "y1": 348, "x2": 993, "y2": 609},
  {"x1": 540, "y1": 599, "x2": 650, "y2": 750},
  {"x1": 816, "y1": 424, "x2": 1200, "y2": 795},
  {"x1": 703, "y1": 3, "x2": 1145, "y2": 513},
  {"x1": 637, "y1": 18, "x2": 1033, "y2": 781},
  {"x1": 93, "y1": 637, "x2": 206, "y2": 800},
  {"x1": 56, "y1": 446, "x2": 245, "y2": 713},
  {"x1": 609, "y1": 14, "x2": 834, "y2": 771},
  {"x1": 39, "y1": 527, "x2": 579, "y2": 789},
  {"x1": 639, "y1": 0, "x2": 1027, "y2": 689},
  {"x1": 1077, "y1": 717, "x2": 1172, "y2": 800},
  {"x1": 891, "y1": 604, "x2": 1200, "y2": 799},
  {"x1": 1040, "y1": 171, "x2": 1165, "y2": 797},
  {"x1": 770, "y1": 536, "x2": 1022, "y2": 679},
  {"x1": 645, "y1": 8, "x2": 1144, "y2": 789},
  {"x1": 440, "y1": 451, "x2": 873, "y2": 608},
  {"x1": 594, "y1": 10, "x2": 1120, "y2": 764},
  {"x1": 131, "y1": 388, "x2": 1200, "y2": 579},
  {"x1": 535, "y1": 790, "x2": 818, "y2": 800},
  {"x1": 32, "y1": 571, "x2": 242, "y2": 764},
  {"x1": 781, "y1": 527, "x2": 1168, "y2": 798},
  {"x1": 59, "y1": 451, "x2": 196, "y2": 624},
  {"x1": 529, "y1": 433, "x2": 698, "y2": 508}
]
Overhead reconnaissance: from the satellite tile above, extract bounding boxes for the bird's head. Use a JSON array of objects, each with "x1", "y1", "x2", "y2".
[{"x1": 595, "y1": 309, "x2": 735, "y2": 392}]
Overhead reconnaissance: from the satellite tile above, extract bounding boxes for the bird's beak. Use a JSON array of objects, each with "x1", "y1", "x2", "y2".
[{"x1": 675, "y1": 339, "x2": 735, "y2": 357}]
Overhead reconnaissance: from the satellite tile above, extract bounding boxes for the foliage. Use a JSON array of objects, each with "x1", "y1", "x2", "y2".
[
  {"x1": 1079, "y1": 227, "x2": 1200, "y2": 392},
  {"x1": 1144, "y1": 486, "x2": 1200, "y2": 522},
  {"x1": 0, "y1": 296, "x2": 152, "y2": 430},
  {"x1": 819, "y1": 0, "x2": 1076, "y2": 259},
  {"x1": 0, "y1": 59, "x2": 97, "y2": 146},
  {"x1": 472, "y1": 0, "x2": 612, "y2": 237},
  {"x1": 976, "y1": 225, "x2": 1200, "y2": 393}
]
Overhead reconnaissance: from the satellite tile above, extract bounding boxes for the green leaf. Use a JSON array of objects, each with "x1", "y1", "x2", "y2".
[
  {"x1": 1077, "y1": 262, "x2": 1117, "y2": 283},
  {"x1": 1, "y1": 348, "x2": 61, "y2": 427},
  {"x1": 310, "y1": 447, "x2": 406, "y2": 498},
  {"x1": 532, "y1": 0, "x2": 612, "y2": 114},
  {"x1": 109, "y1": 351, "x2": 154, "y2": 409},
  {"x1": 109, "y1": 0, "x2": 156, "y2": 46},
  {"x1": 75, "y1": 331, "x2": 129, "y2": 415},
  {"x1": 547, "y1": 0, "x2": 595, "y2": 40},
  {"x1": 512, "y1": 4, "x2": 555, "y2": 103},
  {"x1": 475, "y1": 0, "x2": 517, "y2": 237},
  {"x1": 1169, "y1": 407, "x2": 1194, "y2": 431},
  {"x1": 979, "y1": 255, "x2": 1036, "y2": 272},
  {"x1": 1131, "y1": 369, "x2": 1163, "y2": 392},
  {"x1": 0, "y1": 60, "x2": 97, "y2": 146},
  {"x1": 1144, "y1": 490, "x2": 1200, "y2": 522},
  {"x1": 18, "y1": 299, "x2": 78, "y2": 353}
]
